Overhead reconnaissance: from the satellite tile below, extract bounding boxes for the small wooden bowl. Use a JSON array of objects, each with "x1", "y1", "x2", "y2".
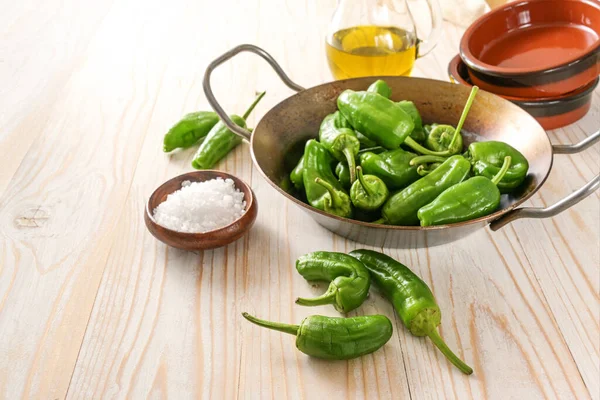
[{"x1": 144, "y1": 171, "x2": 258, "y2": 251}]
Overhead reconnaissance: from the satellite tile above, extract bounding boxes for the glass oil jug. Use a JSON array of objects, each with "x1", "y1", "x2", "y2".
[{"x1": 326, "y1": 0, "x2": 442, "y2": 79}]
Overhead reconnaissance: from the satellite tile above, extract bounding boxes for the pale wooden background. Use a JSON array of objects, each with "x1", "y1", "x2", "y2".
[{"x1": 1, "y1": 0, "x2": 598, "y2": 399}]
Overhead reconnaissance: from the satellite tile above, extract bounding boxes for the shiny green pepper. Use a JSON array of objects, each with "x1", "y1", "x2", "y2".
[
  {"x1": 335, "y1": 161, "x2": 351, "y2": 190},
  {"x1": 337, "y1": 90, "x2": 415, "y2": 149},
  {"x1": 380, "y1": 155, "x2": 471, "y2": 225},
  {"x1": 303, "y1": 139, "x2": 353, "y2": 218},
  {"x1": 359, "y1": 149, "x2": 421, "y2": 190},
  {"x1": 290, "y1": 155, "x2": 305, "y2": 191},
  {"x1": 242, "y1": 313, "x2": 393, "y2": 360},
  {"x1": 465, "y1": 140, "x2": 529, "y2": 193},
  {"x1": 367, "y1": 79, "x2": 392, "y2": 98},
  {"x1": 295, "y1": 251, "x2": 370, "y2": 313},
  {"x1": 356, "y1": 131, "x2": 378, "y2": 148},
  {"x1": 349, "y1": 250, "x2": 473, "y2": 374},
  {"x1": 397, "y1": 100, "x2": 426, "y2": 143},
  {"x1": 350, "y1": 167, "x2": 389, "y2": 211},
  {"x1": 319, "y1": 111, "x2": 360, "y2": 183},
  {"x1": 192, "y1": 91, "x2": 265, "y2": 169},
  {"x1": 418, "y1": 156, "x2": 512, "y2": 226},
  {"x1": 163, "y1": 111, "x2": 219, "y2": 152}
]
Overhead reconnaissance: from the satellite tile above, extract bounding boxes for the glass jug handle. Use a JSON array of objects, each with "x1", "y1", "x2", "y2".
[{"x1": 415, "y1": 0, "x2": 443, "y2": 57}]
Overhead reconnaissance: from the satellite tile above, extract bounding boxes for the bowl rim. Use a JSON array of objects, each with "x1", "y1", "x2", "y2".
[
  {"x1": 145, "y1": 170, "x2": 256, "y2": 238},
  {"x1": 459, "y1": 0, "x2": 600, "y2": 77},
  {"x1": 448, "y1": 54, "x2": 600, "y2": 105},
  {"x1": 250, "y1": 76, "x2": 554, "y2": 232}
]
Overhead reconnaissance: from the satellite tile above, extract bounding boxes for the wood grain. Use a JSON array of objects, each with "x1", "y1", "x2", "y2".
[{"x1": 0, "y1": 1, "x2": 597, "y2": 399}]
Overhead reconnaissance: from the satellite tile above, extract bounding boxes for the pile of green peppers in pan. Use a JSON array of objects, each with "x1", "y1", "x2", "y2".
[
  {"x1": 243, "y1": 250, "x2": 473, "y2": 374},
  {"x1": 289, "y1": 79, "x2": 530, "y2": 226},
  {"x1": 162, "y1": 92, "x2": 266, "y2": 170}
]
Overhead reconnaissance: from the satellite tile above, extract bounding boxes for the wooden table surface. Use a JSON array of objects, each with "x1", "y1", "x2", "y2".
[{"x1": 1, "y1": 0, "x2": 599, "y2": 399}]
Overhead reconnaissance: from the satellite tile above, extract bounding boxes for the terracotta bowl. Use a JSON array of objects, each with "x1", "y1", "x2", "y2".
[
  {"x1": 144, "y1": 171, "x2": 258, "y2": 251},
  {"x1": 460, "y1": 0, "x2": 600, "y2": 98},
  {"x1": 449, "y1": 55, "x2": 598, "y2": 130}
]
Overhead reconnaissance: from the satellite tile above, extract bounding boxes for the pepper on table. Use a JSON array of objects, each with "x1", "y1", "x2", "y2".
[
  {"x1": 350, "y1": 166, "x2": 389, "y2": 211},
  {"x1": 162, "y1": 111, "x2": 219, "y2": 152},
  {"x1": 379, "y1": 155, "x2": 472, "y2": 225},
  {"x1": 295, "y1": 251, "x2": 370, "y2": 313},
  {"x1": 242, "y1": 313, "x2": 393, "y2": 360},
  {"x1": 349, "y1": 249, "x2": 473, "y2": 374},
  {"x1": 465, "y1": 140, "x2": 529, "y2": 192},
  {"x1": 418, "y1": 156, "x2": 512, "y2": 226},
  {"x1": 302, "y1": 139, "x2": 353, "y2": 218},
  {"x1": 191, "y1": 91, "x2": 265, "y2": 169}
]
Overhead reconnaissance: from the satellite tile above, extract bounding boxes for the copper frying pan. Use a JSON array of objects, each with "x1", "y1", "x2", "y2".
[{"x1": 203, "y1": 45, "x2": 600, "y2": 247}]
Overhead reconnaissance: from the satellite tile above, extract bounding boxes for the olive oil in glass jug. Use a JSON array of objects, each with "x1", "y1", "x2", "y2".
[{"x1": 326, "y1": 0, "x2": 442, "y2": 79}]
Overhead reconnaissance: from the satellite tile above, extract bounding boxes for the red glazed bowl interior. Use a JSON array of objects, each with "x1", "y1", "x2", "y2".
[{"x1": 460, "y1": 0, "x2": 600, "y2": 98}]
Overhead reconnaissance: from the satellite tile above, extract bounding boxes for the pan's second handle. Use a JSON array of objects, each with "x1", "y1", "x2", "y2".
[
  {"x1": 490, "y1": 130, "x2": 600, "y2": 231},
  {"x1": 203, "y1": 44, "x2": 304, "y2": 141}
]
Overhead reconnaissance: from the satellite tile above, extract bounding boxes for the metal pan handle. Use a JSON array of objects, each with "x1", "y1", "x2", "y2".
[
  {"x1": 203, "y1": 44, "x2": 305, "y2": 141},
  {"x1": 490, "y1": 130, "x2": 600, "y2": 231}
]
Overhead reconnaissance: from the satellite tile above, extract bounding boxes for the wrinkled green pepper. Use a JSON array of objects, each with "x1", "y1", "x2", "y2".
[
  {"x1": 335, "y1": 161, "x2": 351, "y2": 190},
  {"x1": 397, "y1": 100, "x2": 426, "y2": 143},
  {"x1": 337, "y1": 90, "x2": 415, "y2": 149},
  {"x1": 418, "y1": 156, "x2": 512, "y2": 226},
  {"x1": 303, "y1": 139, "x2": 353, "y2": 218},
  {"x1": 380, "y1": 155, "x2": 471, "y2": 225},
  {"x1": 350, "y1": 167, "x2": 389, "y2": 211},
  {"x1": 349, "y1": 250, "x2": 473, "y2": 374},
  {"x1": 242, "y1": 313, "x2": 393, "y2": 360},
  {"x1": 290, "y1": 155, "x2": 305, "y2": 191},
  {"x1": 359, "y1": 149, "x2": 421, "y2": 190},
  {"x1": 163, "y1": 111, "x2": 219, "y2": 152},
  {"x1": 295, "y1": 251, "x2": 370, "y2": 313},
  {"x1": 192, "y1": 91, "x2": 265, "y2": 169},
  {"x1": 319, "y1": 111, "x2": 360, "y2": 183},
  {"x1": 465, "y1": 140, "x2": 529, "y2": 193}
]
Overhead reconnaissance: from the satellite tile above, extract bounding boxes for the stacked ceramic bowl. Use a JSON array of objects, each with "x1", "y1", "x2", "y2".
[{"x1": 449, "y1": 0, "x2": 600, "y2": 130}]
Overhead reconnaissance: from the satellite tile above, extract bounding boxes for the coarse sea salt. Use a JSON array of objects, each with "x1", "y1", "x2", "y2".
[{"x1": 153, "y1": 178, "x2": 247, "y2": 233}]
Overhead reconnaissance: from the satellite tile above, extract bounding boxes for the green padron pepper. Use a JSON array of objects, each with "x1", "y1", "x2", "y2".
[
  {"x1": 380, "y1": 155, "x2": 471, "y2": 225},
  {"x1": 290, "y1": 155, "x2": 305, "y2": 191},
  {"x1": 350, "y1": 167, "x2": 389, "y2": 211},
  {"x1": 242, "y1": 313, "x2": 393, "y2": 360},
  {"x1": 337, "y1": 90, "x2": 415, "y2": 149},
  {"x1": 465, "y1": 140, "x2": 529, "y2": 193},
  {"x1": 319, "y1": 111, "x2": 360, "y2": 183},
  {"x1": 163, "y1": 111, "x2": 219, "y2": 152},
  {"x1": 192, "y1": 91, "x2": 265, "y2": 169},
  {"x1": 335, "y1": 161, "x2": 351, "y2": 190},
  {"x1": 295, "y1": 251, "x2": 370, "y2": 313},
  {"x1": 303, "y1": 139, "x2": 353, "y2": 218},
  {"x1": 398, "y1": 100, "x2": 426, "y2": 143},
  {"x1": 418, "y1": 156, "x2": 512, "y2": 226},
  {"x1": 409, "y1": 155, "x2": 448, "y2": 176},
  {"x1": 367, "y1": 79, "x2": 392, "y2": 98},
  {"x1": 359, "y1": 149, "x2": 421, "y2": 190},
  {"x1": 349, "y1": 250, "x2": 473, "y2": 374}
]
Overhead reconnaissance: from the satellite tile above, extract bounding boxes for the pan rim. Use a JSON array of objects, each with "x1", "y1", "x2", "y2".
[{"x1": 251, "y1": 76, "x2": 554, "y2": 231}]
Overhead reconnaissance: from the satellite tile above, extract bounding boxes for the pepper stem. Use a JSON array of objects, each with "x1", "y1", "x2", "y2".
[
  {"x1": 491, "y1": 156, "x2": 512, "y2": 186},
  {"x1": 404, "y1": 137, "x2": 454, "y2": 156},
  {"x1": 356, "y1": 166, "x2": 374, "y2": 196},
  {"x1": 410, "y1": 155, "x2": 448, "y2": 167},
  {"x1": 242, "y1": 312, "x2": 299, "y2": 336},
  {"x1": 315, "y1": 178, "x2": 344, "y2": 208},
  {"x1": 242, "y1": 91, "x2": 266, "y2": 120},
  {"x1": 296, "y1": 287, "x2": 337, "y2": 307},
  {"x1": 448, "y1": 86, "x2": 479, "y2": 150},
  {"x1": 343, "y1": 147, "x2": 357, "y2": 184},
  {"x1": 427, "y1": 328, "x2": 473, "y2": 374}
]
